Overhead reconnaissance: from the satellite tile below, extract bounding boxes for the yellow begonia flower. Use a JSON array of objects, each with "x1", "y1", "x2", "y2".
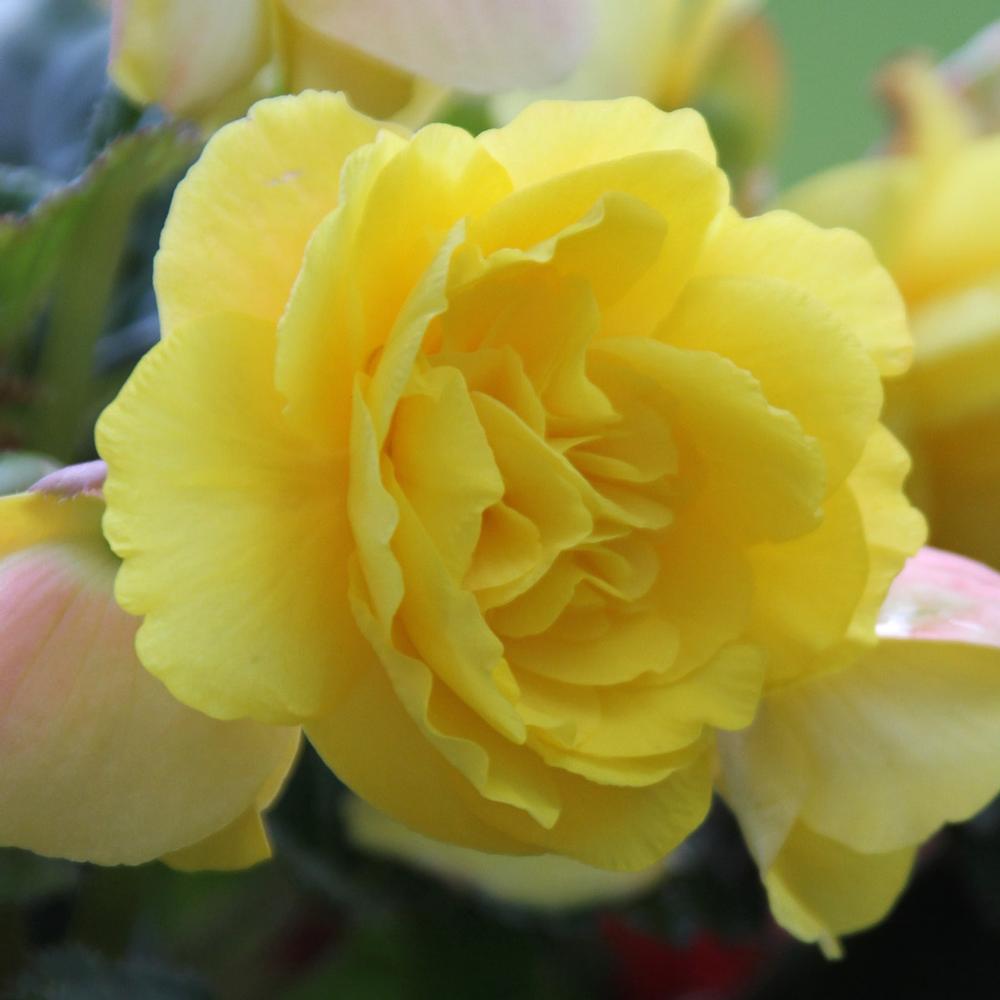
[
  {"x1": 96, "y1": 91, "x2": 924, "y2": 877},
  {"x1": 0, "y1": 468, "x2": 300, "y2": 868},
  {"x1": 344, "y1": 795, "x2": 667, "y2": 911},
  {"x1": 780, "y1": 56, "x2": 1000, "y2": 568},
  {"x1": 720, "y1": 546, "x2": 1000, "y2": 956},
  {"x1": 108, "y1": 0, "x2": 595, "y2": 126}
]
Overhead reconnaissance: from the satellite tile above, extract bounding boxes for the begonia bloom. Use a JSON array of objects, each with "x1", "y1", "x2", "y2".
[{"x1": 97, "y1": 92, "x2": 923, "y2": 873}]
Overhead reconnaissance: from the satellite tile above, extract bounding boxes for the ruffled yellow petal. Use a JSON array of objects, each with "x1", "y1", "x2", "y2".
[
  {"x1": 696, "y1": 210, "x2": 912, "y2": 379},
  {"x1": 479, "y1": 98, "x2": 717, "y2": 189},
  {"x1": 98, "y1": 314, "x2": 368, "y2": 723},
  {"x1": 596, "y1": 338, "x2": 826, "y2": 543},
  {"x1": 841, "y1": 425, "x2": 927, "y2": 649},
  {"x1": 471, "y1": 143, "x2": 727, "y2": 336},
  {"x1": 747, "y1": 485, "x2": 869, "y2": 686},
  {"x1": 0, "y1": 492, "x2": 299, "y2": 866},
  {"x1": 156, "y1": 91, "x2": 388, "y2": 336},
  {"x1": 277, "y1": 124, "x2": 510, "y2": 448},
  {"x1": 749, "y1": 425, "x2": 924, "y2": 685},
  {"x1": 664, "y1": 271, "x2": 884, "y2": 491}
]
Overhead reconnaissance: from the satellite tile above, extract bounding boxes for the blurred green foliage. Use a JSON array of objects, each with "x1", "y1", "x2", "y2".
[{"x1": 770, "y1": 0, "x2": 1000, "y2": 183}]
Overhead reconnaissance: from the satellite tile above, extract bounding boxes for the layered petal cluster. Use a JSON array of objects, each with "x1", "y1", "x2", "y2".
[
  {"x1": 108, "y1": 0, "x2": 593, "y2": 126},
  {"x1": 0, "y1": 476, "x2": 300, "y2": 867},
  {"x1": 97, "y1": 92, "x2": 922, "y2": 873},
  {"x1": 720, "y1": 547, "x2": 1000, "y2": 955},
  {"x1": 781, "y1": 56, "x2": 1000, "y2": 566}
]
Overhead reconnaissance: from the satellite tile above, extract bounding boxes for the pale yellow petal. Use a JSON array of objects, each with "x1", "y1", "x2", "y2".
[
  {"x1": 765, "y1": 822, "x2": 915, "y2": 955},
  {"x1": 724, "y1": 637, "x2": 1000, "y2": 859},
  {"x1": 110, "y1": 0, "x2": 269, "y2": 115},
  {"x1": 284, "y1": 0, "x2": 594, "y2": 94},
  {"x1": 0, "y1": 493, "x2": 300, "y2": 866}
]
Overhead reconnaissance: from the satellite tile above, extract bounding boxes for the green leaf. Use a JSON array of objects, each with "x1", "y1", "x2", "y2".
[
  {"x1": 0, "y1": 123, "x2": 201, "y2": 458},
  {"x1": 0, "y1": 122, "x2": 199, "y2": 344},
  {"x1": 0, "y1": 166, "x2": 61, "y2": 215}
]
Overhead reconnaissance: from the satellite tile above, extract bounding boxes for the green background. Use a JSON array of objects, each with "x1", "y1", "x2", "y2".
[{"x1": 770, "y1": 0, "x2": 999, "y2": 184}]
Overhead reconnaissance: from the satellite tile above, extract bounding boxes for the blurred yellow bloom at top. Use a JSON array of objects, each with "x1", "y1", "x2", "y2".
[
  {"x1": 97, "y1": 91, "x2": 921, "y2": 877},
  {"x1": 781, "y1": 46, "x2": 1000, "y2": 568},
  {"x1": 108, "y1": 0, "x2": 595, "y2": 126},
  {"x1": 492, "y1": 0, "x2": 784, "y2": 203}
]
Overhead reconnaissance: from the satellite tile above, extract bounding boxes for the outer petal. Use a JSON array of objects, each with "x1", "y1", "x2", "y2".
[
  {"x1": 478, "y1": 98, "x2": 718, "y2": 189},
  {"x1": 155, "y1": 92, "x2": 388, "y2": 336},
  {"x1": 282, "y1": 0, "x2": 595, "y2": 94},
  {"x1": 723, "y1": 636, "x2": 1000, "y2": 859},
  {"x1": 98, "y1": 313, "x2": 369, "y2": 723},
  {"x1": 695, "y1": 210, "x2": 912, "y2": 379},
  {"x1": 109, "y1": 0, "x2": 269, "y2": 115},
  {"x1": 764, "y1": 822, "x2": 915, "y2": 957},
  {"x1": 0, "y1": 492, "x2": 299, "y2": 866}
]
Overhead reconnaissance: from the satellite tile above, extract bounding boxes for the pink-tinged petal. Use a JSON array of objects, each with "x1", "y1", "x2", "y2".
[
  {"x1": 877, "y1": 546, "x2": 1000, "y2": 647},
  {"x1": 0, "y1": 491, "x2": 300, "y2": 866},
  {"x1": 29, "y1": 460, "x2": 107, "y2": 499},
  {"x1": 282, "y1": 0, "x2": 596, "y2": 93}
]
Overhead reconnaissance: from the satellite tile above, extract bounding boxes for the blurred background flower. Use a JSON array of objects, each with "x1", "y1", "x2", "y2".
[
  {"x1": 108, "y1": 0, "x2": 596, "y2": 126},
  {"x1": 781, "y1": 38, "x2": 1000, "y2": 568}
]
